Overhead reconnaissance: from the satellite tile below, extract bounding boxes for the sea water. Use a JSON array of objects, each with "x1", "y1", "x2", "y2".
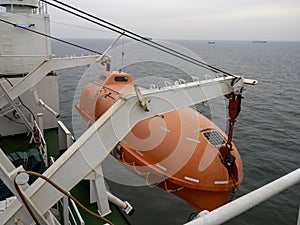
[{"x1": 53, "y1": 39, "x2": 300, "y2": 225}]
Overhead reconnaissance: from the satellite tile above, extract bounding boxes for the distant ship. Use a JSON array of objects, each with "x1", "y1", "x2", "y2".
[
  {"x1": 208, "y1": 41, "x2": 215, "y2": 44},
  {"x1": 252, "y1": 40, "x2": 267, "y2": 43}
]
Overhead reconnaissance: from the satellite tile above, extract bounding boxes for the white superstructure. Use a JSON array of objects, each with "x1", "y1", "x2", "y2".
[
  {"x1": 0, "y1": 0, "x2": 51, "y2": 75},
  {"x1": 0, "y1": 0, "x2": 57, "y2": 136}
]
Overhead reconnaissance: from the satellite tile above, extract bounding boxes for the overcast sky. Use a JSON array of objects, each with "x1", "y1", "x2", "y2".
[{"x1": 49, "y1": 0, "x2": 300, "y2": 41}]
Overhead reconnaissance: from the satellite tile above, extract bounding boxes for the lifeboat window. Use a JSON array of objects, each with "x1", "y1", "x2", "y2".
[
  {"x1": 202, "y1": 130, "x2": 226, "y2": 147},
  {"x1": 114, "y1": 76, "x2": 128, "y2": 82}
]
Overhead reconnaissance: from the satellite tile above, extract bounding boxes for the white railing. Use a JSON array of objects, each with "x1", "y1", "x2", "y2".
[
  {"x1": 185, "y1": 168, "x2": 300, "y2": 225},
  {"x1": 69, "y1": 197, "x2": 85, "y2": 225},
  {"x1": 50, "y1": 156, "x2": 85, "y2": 225},
  {"x1": 57, "y1": 196, "x2": 85, "y2": 225},
  {"x1": 54, "y1": 121, "x2": 84, "y2": 225}
]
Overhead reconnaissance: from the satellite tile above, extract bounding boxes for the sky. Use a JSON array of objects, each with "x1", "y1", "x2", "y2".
[{"x1": 48, "y1": 0, "x2": 300, "y2": 41}]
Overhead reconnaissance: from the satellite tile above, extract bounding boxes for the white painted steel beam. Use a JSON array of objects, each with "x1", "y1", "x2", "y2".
[
  {"x1": 0, "y1": 76, "x2": 239, "y2": 224},
  {"x1": 62, "y1": 196, "x2": 69, "y2": 225},
  {"x1": 89, "y1": 169, "x2": 111, "y2": 217},
  {"x1": 0, "y1": 148, "x2": 15, "y2": 172},
  {"x1": 184, "y1": 168, "x2": 300, "y2": 225},
  {"x1": 0, "y1": 55, "x2": 100, "y2": 109}
]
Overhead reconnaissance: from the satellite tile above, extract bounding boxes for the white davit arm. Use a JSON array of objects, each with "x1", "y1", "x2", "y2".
[{"x1": 0, "y1": 55, "x2": 100, "y2": 109}]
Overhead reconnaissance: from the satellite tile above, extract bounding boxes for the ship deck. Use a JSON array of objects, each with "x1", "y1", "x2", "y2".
[{"x1": 0, "y1": 128, "x2": 130, "y2": 225}]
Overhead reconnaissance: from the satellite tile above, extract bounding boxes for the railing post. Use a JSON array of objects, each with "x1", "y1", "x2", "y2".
[
  {"x1": 63, "y1": 196, "x2": 69, "y2": 225},
  {"x1": 37, "y1": 113, "x2": 44, "y2": 136},
  {"x1": 58, "y1": 120, "x2": 75, "y2": 152},
  {"x1": 70, "y1": 198, "x2": 85, "y2": 225},
  {"x1": 297, "y1": 205, "x2": 300, "y2": 225}
]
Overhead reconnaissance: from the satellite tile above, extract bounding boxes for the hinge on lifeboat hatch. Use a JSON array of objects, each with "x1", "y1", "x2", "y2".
[{"x1": 134, "y1": 84, "x2": 151, "y2": 112}]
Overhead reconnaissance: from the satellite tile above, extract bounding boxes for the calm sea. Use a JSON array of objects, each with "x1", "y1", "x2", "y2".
[{"x1": 52, "y1": 39, "x2": 300, "y2": 225}]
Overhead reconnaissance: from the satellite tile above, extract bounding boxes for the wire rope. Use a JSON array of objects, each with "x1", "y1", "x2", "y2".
[
  {"x1": 40, "y1": 0, "x2": 238, "y2": 77},
  {"x1": 0, "y1": 18, "x2": 103, "y2": 55}
]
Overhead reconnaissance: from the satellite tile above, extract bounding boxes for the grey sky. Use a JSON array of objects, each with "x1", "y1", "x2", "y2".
[{"x1": 49, "y1": 0, "x2": 300, "y2": 41}]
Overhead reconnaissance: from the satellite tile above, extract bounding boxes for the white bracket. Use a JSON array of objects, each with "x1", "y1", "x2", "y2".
[
  {"x1": 134, "y1": 84, "x2": 151, "y2": 111},
  {"x1": 33, "y1": 87, "x2": 60, "y2": 118},
  {"x1": 231, "y1": 77, "x2": 244, "y2": 95},
  {"x1": 0, "y1": 56, "x2": 100, "y2": 109},
  {"x1": 106, "y1": 191, "x2": 134, "y2": 215},
  {"x1": 87, "y1": 167, "x2": 111, "y2": 217}
]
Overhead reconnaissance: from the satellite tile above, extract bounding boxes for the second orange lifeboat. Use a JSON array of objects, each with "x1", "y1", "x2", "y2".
[{"x1": 76, "y1": 70, "x2": 243, "y2": 211}]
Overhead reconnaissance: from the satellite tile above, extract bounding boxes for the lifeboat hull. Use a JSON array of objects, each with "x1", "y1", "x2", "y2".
[
  {"x1": 119, "y1": 148, "x2": 237, "y2": 211},
  {"x1": 76, "y1": 71, "x2": 243, "y2": 211}
]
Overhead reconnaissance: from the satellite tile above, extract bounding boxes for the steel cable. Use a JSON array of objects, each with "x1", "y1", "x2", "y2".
[{"x1": 40, "y1": 0, "x2": 238, "y2": 77}]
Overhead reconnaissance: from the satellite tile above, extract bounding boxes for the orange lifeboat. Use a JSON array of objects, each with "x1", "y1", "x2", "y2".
[{"x1": 76, "y1": 70, "x2": 243, "y2": 211}]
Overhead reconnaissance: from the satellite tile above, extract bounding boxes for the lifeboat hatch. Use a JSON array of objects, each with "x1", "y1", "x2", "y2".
[{"x1": 202, "y1": 130, "x2": 226, "y2": 147}]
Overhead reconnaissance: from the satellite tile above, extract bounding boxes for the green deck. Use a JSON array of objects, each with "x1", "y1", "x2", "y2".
[
  {"x1": 0, "y1": 128, "x2": 130, "y2": 225},
  {"x1": 71, "y1": 180, "x2": 131, "y2": 225}
]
